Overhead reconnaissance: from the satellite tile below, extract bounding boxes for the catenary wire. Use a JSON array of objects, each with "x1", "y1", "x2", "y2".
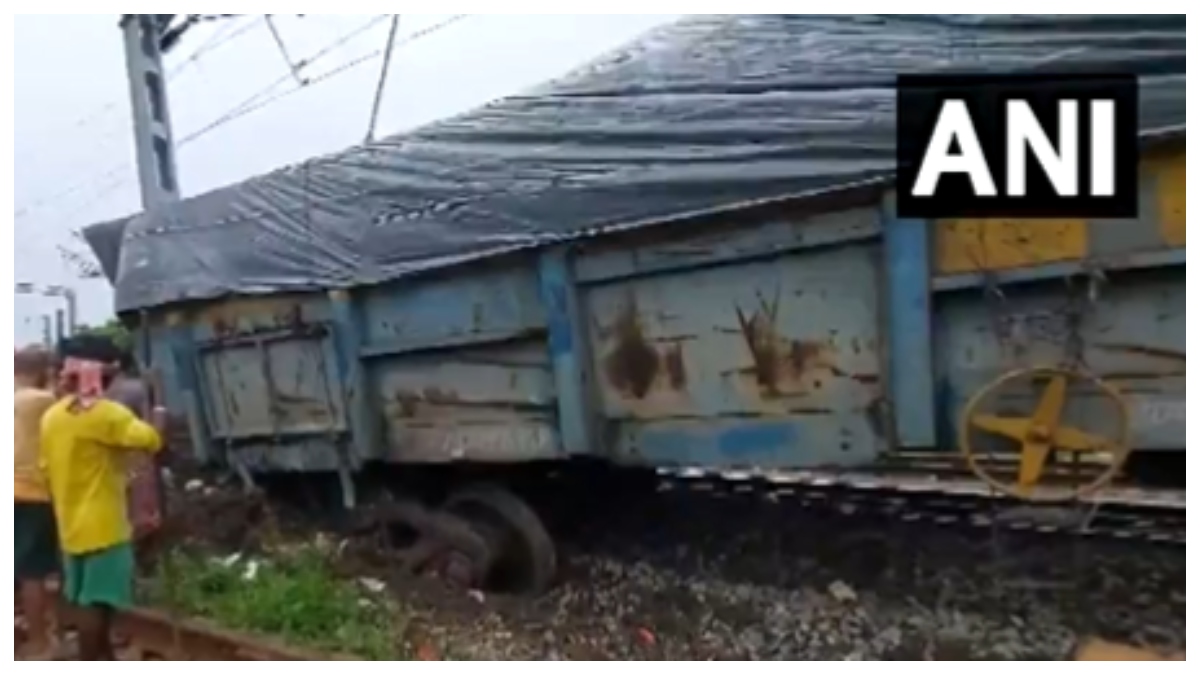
[{"x1": 38, "y1": 15, "x2": 472, "y2": 278}]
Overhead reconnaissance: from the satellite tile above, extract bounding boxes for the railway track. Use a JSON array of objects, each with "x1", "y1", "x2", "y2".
[
  {"x1": 656, "y1": 468, "x2": 1187, "y2": 546},
  {"x1": 310, "y1": 457, "x2": 1186, "y2": 606},
  {"x1": 469, "y1": 463, "x2": 1187, "y2": 659},
  {"x1": 13, "y1": 464, "x2": 1178, "y2": 661},
  {"x1": 15, "y1": 607, "x2": 352, "y2": 661},
  {"x1": 112, "y1": 608, "x2": 355, "y2": 660}
]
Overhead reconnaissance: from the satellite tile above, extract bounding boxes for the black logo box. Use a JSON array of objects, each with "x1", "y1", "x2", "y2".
[{"x1": 895, "y1": 73, "x2": 1139, "y2": 220}]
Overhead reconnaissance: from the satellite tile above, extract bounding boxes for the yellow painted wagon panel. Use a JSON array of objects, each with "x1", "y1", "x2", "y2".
[
  {"x1": 935, "y1": 218, "x2": 1089, "y2": 275},
  {"x1": 1153, "y1": 152, "x2": 1185, "y2": 247}
]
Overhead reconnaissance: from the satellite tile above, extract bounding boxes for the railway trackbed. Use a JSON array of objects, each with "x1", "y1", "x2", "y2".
[
  {"x1": 16, "y1": 607, "x2": 355, "y2": 661},
  {"x1": 657, "y1": 468, "x2": 1187, "y2": 546},
  {"x1": 16, "y1": 607, "x2": 1182, "y2": 661}
]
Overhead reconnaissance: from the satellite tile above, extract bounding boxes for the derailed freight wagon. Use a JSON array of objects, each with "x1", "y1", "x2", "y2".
[{"x1": 85, "y1": 15, "x2": 1186, "y2": 592}]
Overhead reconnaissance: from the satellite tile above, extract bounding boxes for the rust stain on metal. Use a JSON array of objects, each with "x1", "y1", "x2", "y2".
[
  {"x1": 605, "y1": 301, "x2": 660, "y2": 398},
  {"x1": 393, "y1": 391, "x2": 420, "y2": 418},
  {"x1": 733, "y1": 287, "x2": 844, "y2": 398},
  {"x1": 273, "y1": 391, "x2": 334, "y2": 424},
  {"x1": 202, "y1": 297, "x2": 309, "y2": 338},
  {"x1": 602, "y1": 297, "x2": 688, "y2": 399},
  {"x1": 389, "y1": 387, "x2": 545, "y2": 421},
  {"x1": 392, "y1": 387, "x2": 462, "y2": 418},
  {"x1": 212, "y1": 317, "x2": 233, "y2": 337},
  {"x1": 422, "y1": 386, "x2": 463, "y2": 405}
]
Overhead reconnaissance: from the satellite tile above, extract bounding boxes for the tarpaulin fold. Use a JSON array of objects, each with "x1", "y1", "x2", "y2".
[{"x1": 83, "y1": 14, "x2": 1187, "y2": 312}]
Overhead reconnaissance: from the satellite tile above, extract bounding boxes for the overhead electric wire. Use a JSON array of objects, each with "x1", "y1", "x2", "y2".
[
  {"x1": 12, "y1": 103, "x2": 128, "y2": 216},
  {"x1": 166, "y1": 15, "x2": 265, "y2": 82},
  {"x1": 31, "y1": 14, "x2": 399, "y2": 235},
  {"x1": 15, "y1": 15, "x2": 380, "y2": 225},
  {"x1": 15, "y1": 14, "x2": 256, "y2": 222},
  {"x1": 21, "y1": 166, "x2": 132, "y2": 275},
  {"x1": 173, "y1": 14, "x2": 406, "y2": 148},
  {"x1": 265, "y1": 15, "x2": 307, "y2": 85},
  {"x1": 365, "y1": 15, "x2": 402, "y2": 143},
  {"x1": 158, "y1": 14, "x2": 243, "y2": 54},
  {"x1": 176, "y1": 53, "x2": 381, "y2": 148},
  {"x1": 14, "y1": 164, "x2": 132, "y2": 225},
  {"x1": 178, "y1": 14, "x2": 469, "y2": 148},
  {"x1": 20, "y1": 14, "x2": 422, "y2": 224},
  {"x1": 23, "y1": 13, "x2": 472, "y2": 279},
  {"x1": 179, "y1": 14, "x2": 391, "y2": 140}
]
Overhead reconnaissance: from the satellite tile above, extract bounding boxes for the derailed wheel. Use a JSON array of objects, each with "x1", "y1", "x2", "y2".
[
  {"x1": 444, "y1": 484, "x2": 558, "y2": 595},
  {"x1": 375, "y1": 500, "x2": 494, "y2": 590}
]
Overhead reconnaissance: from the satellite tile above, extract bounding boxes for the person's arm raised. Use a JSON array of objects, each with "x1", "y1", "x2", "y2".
[{"x1": 103, "y1": 401, "x2": 164, "y2": 454}]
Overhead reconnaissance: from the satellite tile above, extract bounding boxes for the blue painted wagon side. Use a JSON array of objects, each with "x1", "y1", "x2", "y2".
[{"x1": 142, "y1": 141, "x2": 1185, "y2": 476}]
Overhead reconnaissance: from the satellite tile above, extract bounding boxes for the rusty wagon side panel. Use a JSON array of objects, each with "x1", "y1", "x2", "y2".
[
  {"x1": 356, "y1": 263, "x2": 560, "y2": 464},
  {"x1": 147, "y1": 265, "x2": 563, "y2": 474},
  {"x1": 575, "y1": 205, "x2": 887, "y2": 469},
  {"x1": 145, "y1": 139, "x2": 1184, "y2": 475}
]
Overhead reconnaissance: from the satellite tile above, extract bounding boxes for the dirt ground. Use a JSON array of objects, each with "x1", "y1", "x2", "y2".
[{"x1": 144, "y1": 464, "x2": 1186, "y2": 661}]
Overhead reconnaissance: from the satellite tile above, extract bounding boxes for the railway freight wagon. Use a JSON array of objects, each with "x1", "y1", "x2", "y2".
[{"x1": 83, "y1": 15, "x2": 1186, "y2": 593}]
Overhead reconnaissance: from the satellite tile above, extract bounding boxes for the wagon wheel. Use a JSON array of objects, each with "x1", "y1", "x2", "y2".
[
  {"x1": 377, "y1": 500, "x2": 494, "y2": 590},
  {"x1": 444, "y1": 484, "x2": 558, "y2": 595},
  {"x1": 958, "y1": 366, "x2": 1132, "y2": 502}
]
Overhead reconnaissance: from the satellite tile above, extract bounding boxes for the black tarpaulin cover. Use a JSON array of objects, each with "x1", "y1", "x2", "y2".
[{"x1": 85, "y1": 14, "x2": 1187, "y2": 312}]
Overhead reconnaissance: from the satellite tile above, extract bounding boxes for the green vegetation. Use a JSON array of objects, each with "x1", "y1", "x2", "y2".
[
  {"x1": 74, "y1": 318, "x2": 135, "y2": 353},
  {"x1": 144, "y1": 547, "x2": 404, "y2": 660}
]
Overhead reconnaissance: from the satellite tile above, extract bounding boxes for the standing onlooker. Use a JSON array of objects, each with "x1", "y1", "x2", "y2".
[
  {"x1": 105, "y1": 346, "x2": 165, "y2": 547},
  {"x1": 40, "y1": 343, "x2": 166, "y2": 660},
  {"x1": 14, "y1": 346, "x2": 61, "y2": 659}
]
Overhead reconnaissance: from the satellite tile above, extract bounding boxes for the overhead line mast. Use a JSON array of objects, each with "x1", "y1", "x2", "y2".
[{"x1": 119, "y1": 14, "x2": 186, "y2": 210}]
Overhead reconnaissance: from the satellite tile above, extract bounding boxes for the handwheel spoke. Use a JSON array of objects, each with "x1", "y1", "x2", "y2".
[
  {"x1": 1032, "y1": 375, "x2": 1069, "y2": 429},
  {"x1": 970, "y1": 414, "x2": 1030, "y2": 442},
  {"x1": 1018, "y1": 441, "x2": 1052, "y2": 488},
  {"x1": 1052, "y1": 425, "x2": 1109, "y2": 453}
]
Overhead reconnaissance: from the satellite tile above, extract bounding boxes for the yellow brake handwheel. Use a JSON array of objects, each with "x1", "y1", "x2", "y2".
[{"x1": 958, "y1": 366, "x2": 1133, "y2": 503}]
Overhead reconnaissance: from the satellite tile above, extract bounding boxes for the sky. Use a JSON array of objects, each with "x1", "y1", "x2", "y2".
[{"x1": 12, "y1": 13, "x2": 680, "y2": 345}]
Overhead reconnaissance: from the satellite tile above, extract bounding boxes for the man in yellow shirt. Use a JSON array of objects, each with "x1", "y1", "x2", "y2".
[
  {"x1": 14, "y1": 346, "x2": 60, "y2": 659},
  {"x1": 41, "y1": 347, "x2": 165, "y2": 661}
]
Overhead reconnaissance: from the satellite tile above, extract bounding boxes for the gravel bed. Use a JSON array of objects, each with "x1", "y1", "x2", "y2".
[{"x1": 163, "y1": 476, "x2": 1186, "y2": 660}]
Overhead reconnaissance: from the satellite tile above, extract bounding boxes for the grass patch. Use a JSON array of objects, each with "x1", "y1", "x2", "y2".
[{"x1": 144, "y1": 547, "x2": 403, "y2": 660}]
